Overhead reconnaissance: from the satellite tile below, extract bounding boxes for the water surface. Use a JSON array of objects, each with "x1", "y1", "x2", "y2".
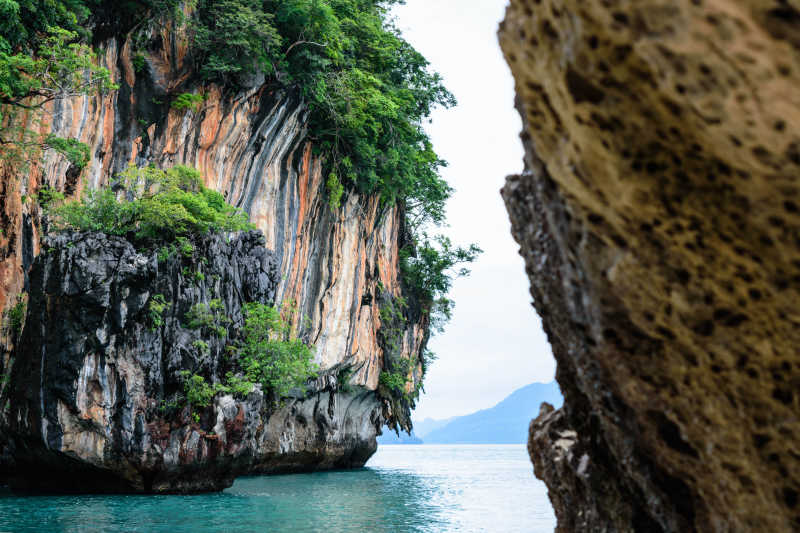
[{"x1": 0, "y1": 444, "x2": 555, "y2": 532}]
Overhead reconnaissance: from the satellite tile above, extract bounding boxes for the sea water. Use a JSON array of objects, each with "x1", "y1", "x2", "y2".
[{"x1": 0, "y1": 445, "x2": 555, "y2": 532}]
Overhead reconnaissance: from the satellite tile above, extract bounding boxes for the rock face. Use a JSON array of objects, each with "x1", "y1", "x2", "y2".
[
  {"x1": 500, "y1": 1, "x2": 800, "y2": 531},
  {"x1": 0, "y1": 231, "x2": 380, "y2": 492},
  {"x1": 0, "y1": 18, "x2": 425, "y2": 491}
]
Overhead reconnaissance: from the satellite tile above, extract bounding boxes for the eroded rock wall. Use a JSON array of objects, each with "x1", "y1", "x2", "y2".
[
  {"x1": 500, "y1": 1, "x2": 800, "y2": 531},
  {"x1": 1, "y1": 22, "x2": 425, "y2": 393},
  {"x1": 0, "y1": 231, "x2": 379, "y2": 492},
  {"x1": 0, "y1": 18, "x2": 425, "y2": 491}
]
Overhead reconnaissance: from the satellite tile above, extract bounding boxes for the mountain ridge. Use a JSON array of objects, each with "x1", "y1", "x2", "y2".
[
  {"x1": 378, "y1": 381, "x2": 562, "y2": 445},
  {"x1": 423, "y1": 381, "x2": 562, "y2": 444}
]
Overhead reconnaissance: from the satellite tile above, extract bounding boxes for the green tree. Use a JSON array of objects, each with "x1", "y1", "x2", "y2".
[
  {"x1": 237, "y1": 302, "x2": 317, "y2": 399},
  {"x1": 191, "y1": 0, "x2": 281, "y2": 84}
]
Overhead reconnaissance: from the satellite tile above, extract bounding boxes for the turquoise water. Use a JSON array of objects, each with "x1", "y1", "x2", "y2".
[{"x1": 0, "y1": 445, "x2": 555, "y2": 532}]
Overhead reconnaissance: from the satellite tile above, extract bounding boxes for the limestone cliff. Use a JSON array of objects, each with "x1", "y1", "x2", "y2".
[
  {"x1": 500, "y1": 1, "x2": 800, "y2": 531},
  {"x1": 1, "y1": 231, "x2": 384, "y2": 492},
  {"x1": 0, "y1": 19, "x2": 425, "y2": 492}
]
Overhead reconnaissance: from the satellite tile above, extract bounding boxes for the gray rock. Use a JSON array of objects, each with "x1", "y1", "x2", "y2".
[{"x1": 0, "y1": 230, "x2": 381, "y2": 493}]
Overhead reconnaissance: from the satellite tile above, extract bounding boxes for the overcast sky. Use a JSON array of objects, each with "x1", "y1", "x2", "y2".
[{"x1": 391, "y1": 1, "x2": 557, "y2": 421}]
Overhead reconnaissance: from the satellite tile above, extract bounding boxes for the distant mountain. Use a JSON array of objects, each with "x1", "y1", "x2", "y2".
[
  {"x1": 422, "y1": 382, "x2": 563, "y2": 444},
  {"x1": 376, "y1": 428, "x2": 423, "y2": 444},
  {"x1": 411, "y1": 417, "x2": 455, "y2": 438}
]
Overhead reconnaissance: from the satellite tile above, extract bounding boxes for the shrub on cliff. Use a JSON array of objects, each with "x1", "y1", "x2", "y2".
[
  {"x1": 236, "y1": 302, "x2": 317, "y2": 399},
  {"x1": 46, "y1": 165, "x2": 254, "y2": 241},
  {"x1": 175, "y1": 302, "x2": 317, "y2": 418}
]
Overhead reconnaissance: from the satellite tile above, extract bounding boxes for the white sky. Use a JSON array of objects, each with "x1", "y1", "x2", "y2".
[{"x1": 391, "y1": 0, "x2": 556, "y2": 421}]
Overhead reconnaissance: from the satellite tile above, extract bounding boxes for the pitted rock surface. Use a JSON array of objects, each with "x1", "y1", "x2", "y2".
[
  {"x1": 0, "y1": 231, "x2": 380, "y2": 492},
  {"x1": 500, "y1": 1, "x2": 800, "y2": 531}
]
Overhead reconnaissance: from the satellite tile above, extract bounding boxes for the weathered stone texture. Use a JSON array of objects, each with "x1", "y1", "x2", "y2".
[
  {"x1": 0, "y1": 19, "x2": 424, "y2": 491},
  {"x1": 500, "y1": 1, "x2": 800, "y2": 531},
  {"x1": 0, "y1": 231, "x2": 381, "y2": 492}
]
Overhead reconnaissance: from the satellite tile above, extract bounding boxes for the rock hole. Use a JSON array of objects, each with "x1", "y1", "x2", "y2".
[
  {"x1": 772, "y1": 387, "x2": 793, "y2": 405},
  {"x1": 566, "y1": 67, "x2": 605, "y2": 104},
  {"x1": 612, "y1": 12, "x2": 630, "y2": 25},
  {"x1": 652, "y1": 412, "x2": 699, "y2": 458},
  {"x1": 588, "y1": 213, "x2": 605, "y2": 224},
  {"x1": 611, "y1": 234, "x2": 628, "y2": 248},
  {"x1": 753, "y1": 434, "x2": 771, "y2": 449},
  {"x1": 656, "y1": 326, "x2": 676, "y2": 340},
  {"x1": 692, "y1": 320, "x2": 714, "y2": 337},
  {"x1": 542, "y1": 20, "x2": 559, "y2": 40},
  {"x1": 784, "y1": 488, "x2": 799, "y2": 509}
]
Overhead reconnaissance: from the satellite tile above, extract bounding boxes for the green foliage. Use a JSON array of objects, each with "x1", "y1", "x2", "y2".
[
  {"x1": 157, "y1": 244, "x2": 174, "y2": 263},
  {"x1": 158, "y1": 398, "x2": 180, "y2": 415},
  {"x1": 326, "y1": 173, "x2": 344, "y2": 210},
  {"x1": 400, "y1": 235, "x2": 482, "y2": 332},
  {"x1": 379, "y1": 295, "x2": 406, "y2": 353},
  {"x1": 178, "y1": 1, "x2": 477, "y2": 336},
  {"x1": 191, "y1": 0, "x2": 280, "y2": 84},
  {"x1": 236, "y1": 302, "x2": 317, "y2": 399},
  {"x1": 7, "y1": 293, "x2": 26, "y2": 339},
  {"x1": 46, "y1": 164, "x2": 254, "y2": 241},
  {"x1": 337, "y1": 366, "x2": 354, "y2": 394},
  {"x1": 1, "y1": 25, "x2": 116, "y2": 169},
  {"x1": 225, "y1": 371, "x2": 255, "y2": 398},
  {"x1": 185, "y1": 299, "x2": 229, "y2": 338},
  {"x1": 37, "y1": 184, "x2": 65, "y2": 210},
  {"x1": 192, "y1": 339, "x2": 209, "y2": 356},
  {"x1": 176, "y1": 236, "x2": 194, "y2": 257},
  {"x1": 378, "y1": 354, "x2": 420, "y2": 403},
  {"x1": 179, "y1": 371, "x2": 227, "y2": 421},
  {"x1": 171, "y1": 91, "x2": 206, "y2": 112},
  {"x1": 132, "y1": 53, "x2": 146, "y2": 73},
  {"x1": 176, "y1": 369, "x2": 254, "y2": 421},
  {"x1": 44, "y1": 134, "x2": 90, "y2": 169},
  {"x1": 0, "y1": 26, "x2": 115, "y2": 105},
  {"x1": 148, "y1": 294, "x2": 167, "y2": 331},
  {"x1": 173, "y1": 1, "x2": 454, "y2": 225},
  {"x1": 422, "y1": 348, "x2": 437, "y2": 368},
  {"x1": 379, "y1": 370, "x2": 406, "y2": 395},
  {"x1": 48, "y1": 186, "x2": 137, "y2": 236}
]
